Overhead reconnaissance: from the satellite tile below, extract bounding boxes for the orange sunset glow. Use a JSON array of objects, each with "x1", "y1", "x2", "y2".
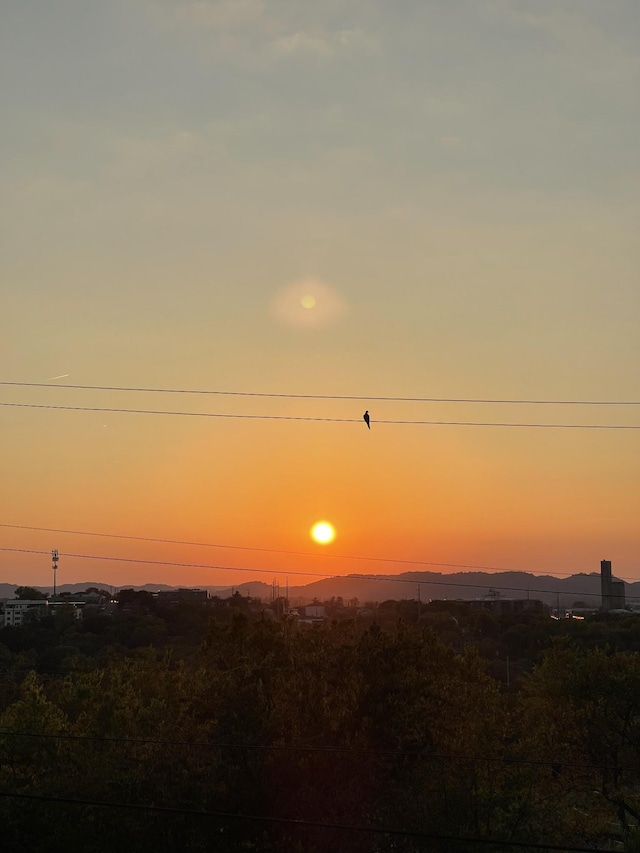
[
  {"x1": 0, "y1": 0, "x2": 638, "y2": 595},
  {"x1": 3, "y1": 6, "x2": 640, "y2": 851}
]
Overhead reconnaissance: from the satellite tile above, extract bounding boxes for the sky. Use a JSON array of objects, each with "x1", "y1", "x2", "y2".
[{"x1": 1, "y1": 0, "x2": 639, "y2": 591}]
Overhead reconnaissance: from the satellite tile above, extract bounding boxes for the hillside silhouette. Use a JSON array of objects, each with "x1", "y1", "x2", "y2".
[{"x1": 2, "y1": 569, "x2": 631, "y2": 609}]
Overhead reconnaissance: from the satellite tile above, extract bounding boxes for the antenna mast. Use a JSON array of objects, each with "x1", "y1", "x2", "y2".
[{"x1": 52, "y1": 549, "x2": 59, "y2": 596}]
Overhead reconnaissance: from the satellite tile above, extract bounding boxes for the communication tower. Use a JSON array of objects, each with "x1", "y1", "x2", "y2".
[{"x1": 52, "y1": 549, "x2": 59, "y2": 596}]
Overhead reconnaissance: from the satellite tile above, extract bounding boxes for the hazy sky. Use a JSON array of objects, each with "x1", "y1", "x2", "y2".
[{"x1": 1, "y1": 0, "x2": 639, "y2": 589}]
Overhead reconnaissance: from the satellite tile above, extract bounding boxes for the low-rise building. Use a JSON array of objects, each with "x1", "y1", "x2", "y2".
[
  {"x1": 289, "y1": 603, "x2": 328, "y2": 624},
  {"x1": 48, "y1": 599, "x2": 87, "y2": 619},
  {"x1": 460, "y1": 598, "x2": 545, "y2": 615},
  {"x1": 3, "y1": 599, "x2": 49, "y2": 627},
  {"x1": 2, "y1": 598, "x2": 87, "y2": 627},
  {"x1": 155, "y1": 588, "x2": 208, "y2": 605}
]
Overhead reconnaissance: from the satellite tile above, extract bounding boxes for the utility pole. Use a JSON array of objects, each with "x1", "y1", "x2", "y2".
[{"x1": 52, "y1": 549, "x2": 59, "y2": 596}]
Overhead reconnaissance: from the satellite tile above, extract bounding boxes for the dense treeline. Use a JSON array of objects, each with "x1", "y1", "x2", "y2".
[{"x1": 2, "y1": 598, "x2": 640, "y2": 850}]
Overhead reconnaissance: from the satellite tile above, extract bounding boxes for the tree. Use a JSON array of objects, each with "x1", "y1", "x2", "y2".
[
  {"x1": 116, "y1": 589, "x2": 155, "y2": 612},
  {"x1": 516, "y1": 642, "x2": 640, "y2": 849},
  {"x1": 14, "y1": 586, "x2": 47, "y2": 600}
]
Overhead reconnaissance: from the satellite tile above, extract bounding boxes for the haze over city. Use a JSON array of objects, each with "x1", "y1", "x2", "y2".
[{"x1": 2, "y1": 0, "x2": 639, "y2": 591}]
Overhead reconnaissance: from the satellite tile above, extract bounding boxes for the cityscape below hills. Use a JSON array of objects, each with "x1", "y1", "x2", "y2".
[{"x1": 0, "y1": 568, "x2": 635, "y2": 609}]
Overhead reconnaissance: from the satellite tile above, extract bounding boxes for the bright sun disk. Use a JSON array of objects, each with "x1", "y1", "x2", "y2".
[{"x1": 311, "y1": 521, "x2": 335, "y2": 544}]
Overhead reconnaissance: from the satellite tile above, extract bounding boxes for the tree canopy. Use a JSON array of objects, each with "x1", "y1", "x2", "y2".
[
  {"x1": 2, "y1": 597, "x2": 640, "y2": 850},
  {"x1": 14, "y1": 586, "x2": 47, "y2": 600}
]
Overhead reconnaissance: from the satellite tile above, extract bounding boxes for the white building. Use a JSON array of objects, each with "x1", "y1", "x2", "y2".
[
  {"x1": 3, "y1": 599, "x2": 49, "y2": 627},
  {"x1": 2, "y1": 598, "x2": 86, "y2": 627},
  {"x1": 289, "y1": 603, "x2": 327, "y2": 624}
]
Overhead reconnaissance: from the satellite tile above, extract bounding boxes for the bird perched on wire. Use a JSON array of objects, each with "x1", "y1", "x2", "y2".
[{"x1": 363, "y1": 410, "x2": 370, "y2": 429}]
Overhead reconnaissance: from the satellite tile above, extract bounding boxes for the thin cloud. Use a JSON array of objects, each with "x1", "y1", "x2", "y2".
[
  {"x1": 272, "y1": 31, "x2": 334, "y2": 57},
  {"x1": 271, "y1": 27, "x2": 375, "y2": 58}
]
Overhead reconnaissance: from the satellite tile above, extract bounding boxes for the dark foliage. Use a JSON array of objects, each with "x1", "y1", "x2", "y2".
[{"x1": 2, "y1": 599, "x2": 640, "y2": 850}]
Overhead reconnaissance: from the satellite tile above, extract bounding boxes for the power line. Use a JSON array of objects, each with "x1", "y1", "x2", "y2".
[
  {"x1": 2, "y1": 380, "x2": 639, "y2": 406},
  {"x1": 0, "y1": 790, "x2": 617, "y2": 851},
  {"x1": 0, "y1": 730, "x2": 635, "y2": 773},
  {"x1": 0, "y1": 523, "x2": 607, "y2": 579},
  {"x1": 0, "y1": 546, "x2": 612, "y2": 599},
  {"x1": 0, "y1": 665, "x2": 98, "y2": 677},
  {"x1": 1, "y1": 401, "x2": 638, "y2": 429}
]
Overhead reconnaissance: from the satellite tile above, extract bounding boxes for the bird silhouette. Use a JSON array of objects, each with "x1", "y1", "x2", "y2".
[{"x1": 363, "y1": 410, "x2": 370, "y2": 429}]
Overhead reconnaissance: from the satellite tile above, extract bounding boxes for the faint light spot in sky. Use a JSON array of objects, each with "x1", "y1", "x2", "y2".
[{"x1": 271, "y1": 278, "x2": 347, "y2": 328}]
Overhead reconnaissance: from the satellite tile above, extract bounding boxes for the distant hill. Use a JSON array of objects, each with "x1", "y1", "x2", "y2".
[
  {"x1": 203, "y1": 570, "x2": 633, "y2": 609},
  {"x1": 0, "y1": 581, "x2": 212, "y2": 599},
  {"x1": 1, "y1": 570, "x2": 636, "y2": 608}
]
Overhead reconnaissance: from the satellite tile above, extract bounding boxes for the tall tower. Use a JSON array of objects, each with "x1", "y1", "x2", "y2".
[
  {"x1": 601, "y1": 559, "x2": 625, "y2": 611},
  {"x1": 52, "y1": 549, "x2": 59, "y2": 596},
  {"x1": 601, "y1": 559, "x2": 612, "y2": 610}
]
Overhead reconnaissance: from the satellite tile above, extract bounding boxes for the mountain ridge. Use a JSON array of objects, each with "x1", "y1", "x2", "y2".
[{"x1": 1, "y1": 569, "x2": 633, "y2": 608}]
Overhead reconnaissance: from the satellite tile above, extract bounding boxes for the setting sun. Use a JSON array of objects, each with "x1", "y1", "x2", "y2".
[{"x1": 310, "y1": 521, "x2": 336, "y2": 545}]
